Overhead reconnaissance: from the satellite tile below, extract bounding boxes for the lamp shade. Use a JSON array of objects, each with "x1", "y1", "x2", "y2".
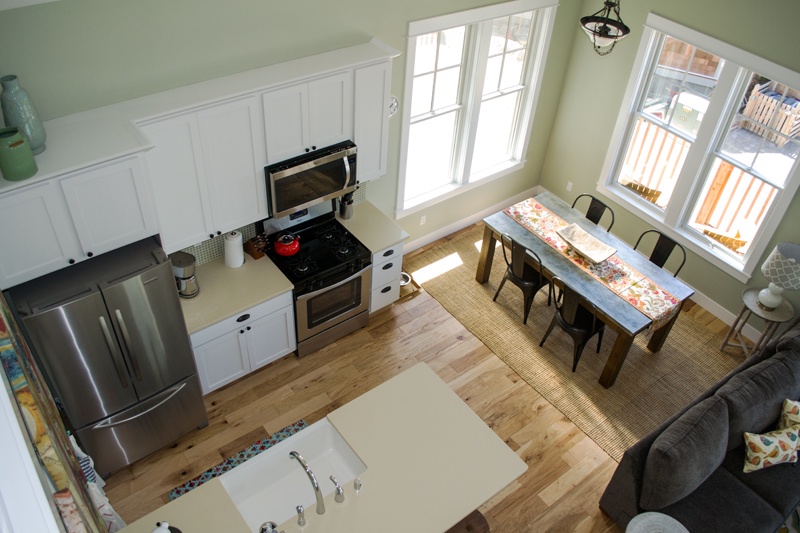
[{"x1": 761, "y1": 242, "x2": 800, "y2": 290}]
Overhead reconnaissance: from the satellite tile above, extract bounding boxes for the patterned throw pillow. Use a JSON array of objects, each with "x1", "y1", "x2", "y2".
[
  {"x1": 778, "y1": 399, "x2": 800, "y2": 430},
  {"x1": 743, "y1": 425, "x2": 800, "y2": 473}
]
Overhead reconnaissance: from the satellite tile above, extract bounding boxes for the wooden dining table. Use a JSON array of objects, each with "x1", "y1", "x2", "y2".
[{"x1": 475, "y1": 191, "x2": 695, "y2": 387}]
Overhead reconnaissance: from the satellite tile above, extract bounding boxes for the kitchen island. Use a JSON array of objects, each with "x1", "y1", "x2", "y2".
[{"x1": 120, "y1": 363, "x2": 527, "y2": 533}]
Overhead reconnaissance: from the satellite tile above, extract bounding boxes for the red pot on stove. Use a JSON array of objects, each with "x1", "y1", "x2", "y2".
[{"x1": 274, "y1": 233, "x2": 300, "y2": 256}]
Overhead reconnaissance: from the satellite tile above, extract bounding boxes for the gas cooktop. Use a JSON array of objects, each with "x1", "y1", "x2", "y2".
[{"x1": 266, "y1": 213, "x2": 371, "y2": 292}]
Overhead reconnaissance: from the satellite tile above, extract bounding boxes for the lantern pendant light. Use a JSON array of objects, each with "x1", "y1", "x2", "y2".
[{"x1": 580, "y1": 0, "x2": 631, "y2": 56}]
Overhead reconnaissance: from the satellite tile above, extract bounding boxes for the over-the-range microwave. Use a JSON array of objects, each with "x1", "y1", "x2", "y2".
[{"x1": 265, "y1": 140, "x2": 358, "y2": 220}]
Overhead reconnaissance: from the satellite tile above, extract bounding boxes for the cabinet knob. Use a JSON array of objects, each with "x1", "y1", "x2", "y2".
[
  {"x1": 209, "y1": 233, "x2": 214, "y2": 239},
  {"x1": 305, "y1": 148, "x2": 310, "y2": 153},
  {"x1": 381, "y1": 286, "x2": 392, "y2": 293},
  {"x1": 68, "y1": 259, "x2": 75, "y2": 265},
  {"x1": 236, "y1": 314, "x2": 251, "y2": 322},
  {"x1": 382, "y1": 263, "x2": 393, "y2": 270},
  {"x1": 87, "y1": 252, "x2": 93, "y2": 258},
  {"x1": 246, "y1": 326, "x2": 251, "y2": 331},
  {"x1": 383, "y1": 249, "x2": 395, "y2": 257},
  {"x1": 240, "y1": 329, "x2": 244, "y2": 334},
  {"x1": 217, "y1": 230, "x2": 222, "y2": 236},
  {"x1": 311, "y1": 145, "x2": 316, "y2": 150}
]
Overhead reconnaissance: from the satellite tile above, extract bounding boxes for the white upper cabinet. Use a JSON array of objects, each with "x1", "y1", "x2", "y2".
[
  {"x1": 354, "y1": 61, "x2": 392, "y2": 182},
  {"x1": 61, "y1": 156, "x2": 157, "y2": 256},
  {"x1": 263, "y1": 72, "x2": 353, "y2": 163},
  {"x1": 0, "y1": 156, "x2": 157, "y2": 289},
  {"x1": 141, "y1": 95, "x2": 267, "y2": 254}
]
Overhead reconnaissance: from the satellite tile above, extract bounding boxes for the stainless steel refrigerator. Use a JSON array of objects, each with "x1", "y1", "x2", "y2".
[{"x1": 7, "y1": 238, "x2": 207, "y2": 477}]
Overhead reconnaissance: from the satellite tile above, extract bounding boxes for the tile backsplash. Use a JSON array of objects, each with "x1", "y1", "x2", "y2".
[{"x1": 180, "y1": 182, "x2": 368, "y2": 266}]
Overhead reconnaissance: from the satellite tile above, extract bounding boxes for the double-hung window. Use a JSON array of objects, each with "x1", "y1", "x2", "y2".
[
  {"x1": 397, "y1": 0, "x2": 557, "y2": 214},
  {"x1": 599, "y1": 14, "x2": 800, "y2": 281}
]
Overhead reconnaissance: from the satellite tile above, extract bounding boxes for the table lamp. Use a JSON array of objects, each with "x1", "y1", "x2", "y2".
[{"x1": 758, "y1": 242, "x2": 800, "y2": 310}]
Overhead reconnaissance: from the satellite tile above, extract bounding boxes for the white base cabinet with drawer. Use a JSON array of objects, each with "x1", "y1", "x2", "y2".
[
  {"x1": 189, "y1": 292, "x2": 296, "y2": 395},
  {"x1": 370, "y1": 242, "x2": 403, "y2": 312}
]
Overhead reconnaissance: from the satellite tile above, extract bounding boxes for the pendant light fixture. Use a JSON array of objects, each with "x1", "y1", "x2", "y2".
[{"x1": 580, "y1": 0, "x2": 631, "y2": 56}]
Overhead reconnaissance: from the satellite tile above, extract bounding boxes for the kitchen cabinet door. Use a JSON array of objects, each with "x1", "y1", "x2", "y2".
[
  {"x1": 307, "y1": 72, "x2": 353, "y2": 153},
  {"x1": 196, "y1": 95, "x2": 268, "y2": 234},
  {"x1": 142, "y1": 95, "x2": 267, "y2": 253},
  {"x1": 191, "y1": 328, "x2": 250, "y2": 395},
  {"x1": 140, "y1": 113, "x2": 215, "y2": 253},
  {"x1": 244, "y1": 304, "x2": 296, "y2": 371},
  {"x1": 354, "y1": 61, "x2": 391, "y2": 182},
  {"x1": 0, "y1": 181, "x2": 83, "y2": 289},
  {"x1": 60, "y1": 156, "x2": 158, "y2": 259},
  {"x1": 263, "y1": 72, "x2": 353, "y2": 163}
]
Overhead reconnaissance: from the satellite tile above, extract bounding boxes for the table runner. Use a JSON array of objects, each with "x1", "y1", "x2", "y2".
[{"x1": 503, "y1": 198, "x2": 680, "y2": 330}]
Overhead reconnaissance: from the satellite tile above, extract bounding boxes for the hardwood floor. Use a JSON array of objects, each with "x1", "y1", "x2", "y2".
[{"x1": 103, "y1": 238, "x2": 727, "y2": 532}]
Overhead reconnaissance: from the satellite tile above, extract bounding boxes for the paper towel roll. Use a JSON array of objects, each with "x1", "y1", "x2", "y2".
[{"x1": 224, "y1": 231, "x2": 244, "y2": 268}]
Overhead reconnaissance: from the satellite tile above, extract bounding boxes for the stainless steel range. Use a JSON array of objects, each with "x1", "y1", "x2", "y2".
[{"x1": 262, "y1": 141, "x2": 371, "y2": 356}]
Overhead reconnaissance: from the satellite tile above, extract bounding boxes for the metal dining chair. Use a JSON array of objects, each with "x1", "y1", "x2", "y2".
[
  {"x1": 539, "y1": 276, "x2": 605, "y2": 372},
  {"x1": 492, "y1": 233, "x2": 549, "y2": 325},
  {"x1": 572, "y1": 193, "x2": 615, "y2": 232},
  {"x1": 634, "y1": 229, "x2": 687, "y2": 276}
]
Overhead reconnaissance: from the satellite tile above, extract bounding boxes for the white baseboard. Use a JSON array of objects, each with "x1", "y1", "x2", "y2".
[
  {"x1": 403, "y1": 185, "x2": 543, "y2": 254},
  {"x1": 401, "y1": 185, "x2": 762, "y2": 345}
]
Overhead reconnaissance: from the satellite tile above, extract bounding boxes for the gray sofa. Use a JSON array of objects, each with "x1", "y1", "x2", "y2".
[{"x1": 599, "y1": 316, "x2": 800, "y2": 532}]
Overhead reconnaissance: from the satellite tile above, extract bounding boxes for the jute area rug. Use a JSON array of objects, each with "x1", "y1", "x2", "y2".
[{"x1": 404, "y1": 223, "x2": 743, "y2": 462}]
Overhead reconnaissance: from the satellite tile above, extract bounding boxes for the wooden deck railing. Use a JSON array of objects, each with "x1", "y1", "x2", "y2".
[{"x1": 621, "y1": 117, "x2": 777, "y2": 255}]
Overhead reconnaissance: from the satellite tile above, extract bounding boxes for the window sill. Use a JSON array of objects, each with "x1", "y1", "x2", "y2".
[{"x1": 397, "y1": 160, "x2": 525, "y2": 219}]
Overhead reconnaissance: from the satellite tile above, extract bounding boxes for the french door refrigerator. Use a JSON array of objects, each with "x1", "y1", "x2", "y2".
[{"x1": 7, "y1": 238, "x2": 207, "y2": 477}]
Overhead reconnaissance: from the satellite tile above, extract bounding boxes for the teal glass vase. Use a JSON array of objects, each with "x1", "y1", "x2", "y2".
[{"x1": 1, "y1": 75, "x2": 46, "y2": 155}]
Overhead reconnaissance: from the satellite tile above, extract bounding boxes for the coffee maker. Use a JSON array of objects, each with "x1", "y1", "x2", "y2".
[{"x1": 169, "y1": 251, "x2": 200, "y2": 298}]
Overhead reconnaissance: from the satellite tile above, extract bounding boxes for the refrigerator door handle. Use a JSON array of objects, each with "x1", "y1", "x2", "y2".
[
  {"x1": 92, "y1": 382, "x2": 187, "y2": 429},
  {"x1": 99, "y1": 316, "x2": 130, "y2": 389},
  {"x1": 115, "y1": 309, "x2": 143, "y2": 382}
]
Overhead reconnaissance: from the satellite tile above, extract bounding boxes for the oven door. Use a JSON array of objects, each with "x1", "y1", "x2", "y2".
[
  {"x1": 268, "y1": 145, "x2": 357, "y2": 219},
  {"x1": 296, "y1": 265, "x2": 371, "y2": 341}
]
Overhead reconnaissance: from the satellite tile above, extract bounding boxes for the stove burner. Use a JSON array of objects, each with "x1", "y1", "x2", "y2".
[
  {"x1": 286, "y1": 254, "x2": 317, "y2": 277},
  {"x1": 335, "y1": 246, "x2": 354, "y2": 260}
]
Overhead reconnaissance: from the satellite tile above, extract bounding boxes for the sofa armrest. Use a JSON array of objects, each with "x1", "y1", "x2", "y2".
[{"x1": 599, "y1": 438, "x2": 650, "y2": 527}]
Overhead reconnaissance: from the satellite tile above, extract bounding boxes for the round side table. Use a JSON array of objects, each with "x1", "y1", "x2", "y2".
[
  {"x1": 626, "y1": 512, "x2": 689, "y2": 533},
  {"x1": 720, "y1": 288, "x2": 794, "y2": 357}
]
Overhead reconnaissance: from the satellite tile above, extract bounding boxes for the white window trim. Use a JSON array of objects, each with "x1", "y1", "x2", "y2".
[
  {"x1": 396, "y1": 0, "x2": 558, "y2": 219},
  {"x1": 597, "y1": 13, "x2": 800, "y2": 282}
]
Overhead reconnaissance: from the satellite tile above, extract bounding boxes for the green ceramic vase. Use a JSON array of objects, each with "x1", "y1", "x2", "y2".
[
  {"x1": 0, "y1": 126, "x2": 38, "y2": 181},
  {"x1": 1, "y1": 75, "x2": 46, "y2": 155}
]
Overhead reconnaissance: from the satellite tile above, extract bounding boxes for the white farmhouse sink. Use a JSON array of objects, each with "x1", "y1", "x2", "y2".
[{"x1": 219, "y1": 418, "x2": 367, "y2": 530}]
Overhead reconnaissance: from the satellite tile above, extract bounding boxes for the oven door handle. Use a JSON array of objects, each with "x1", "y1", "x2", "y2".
[{"x1": 297, "y1": 265, "x2": 371, "y2": 302}]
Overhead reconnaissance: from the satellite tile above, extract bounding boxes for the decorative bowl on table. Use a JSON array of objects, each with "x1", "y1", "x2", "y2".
[{"x1": 556, "y1": 223, "x2": 616, "y2": 263}]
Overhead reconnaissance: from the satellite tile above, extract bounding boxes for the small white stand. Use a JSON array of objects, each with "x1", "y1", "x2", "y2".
[{"x1": 720, "y1": 288, "x2": 794, "y2": 357}]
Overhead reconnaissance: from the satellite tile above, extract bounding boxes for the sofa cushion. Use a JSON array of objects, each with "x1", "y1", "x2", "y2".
[
  {"x1": 776, "y1": 322, "x2": 800, "y2": 353},
  {"x1": 779, "y1": 399, "x2": 800, "y2": 430},
  {"x1": 722, "y1": 444, "x2": 800, "y2": 516},
  {"x1": 640, "y1": 395, "x2": 728, "y2": 510},
  {"x1": 742, "y1": 425, "x2": 799, "y2": 472},
  {"x1": 657, "y1": 467, "x2": 784, "y2": 532},
  {"x1": 716, "y1": 350, "x2": 800, "y2": 451}
]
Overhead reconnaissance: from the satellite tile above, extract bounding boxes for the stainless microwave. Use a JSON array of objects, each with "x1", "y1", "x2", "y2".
[{"x1": 265, "y1": 140, "x2": 358, "y2": 219}]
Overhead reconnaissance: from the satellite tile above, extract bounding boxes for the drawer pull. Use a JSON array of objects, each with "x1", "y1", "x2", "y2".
[
  {"x1": 236, "y1": 313, "x2": 251, "y2": 322},
  {"x1": 382, "y1": 249, "x2": 395, "y2": 257},
  {"x1": 382, "y1": 262, "x2": 393, "y2": 270},
  {"x1": 381, "y1": 286, "x2": 392, "y2": 294}
]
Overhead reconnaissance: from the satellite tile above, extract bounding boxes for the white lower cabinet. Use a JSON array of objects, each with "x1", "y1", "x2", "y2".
[
  {"x1": 190, "y1": 292, "x2": 296, "y2": 394},
  {"x1": 370, "y1": 242, "x2": 404, "y2": 312}
]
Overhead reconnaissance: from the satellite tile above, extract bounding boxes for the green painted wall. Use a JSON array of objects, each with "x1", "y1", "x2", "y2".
[
  {"x1": 541, "y1": 0, "x2": 800, "y2": 321},
  {"x1": 1, "y1": 0, "x2": 798, "y2": 321}
]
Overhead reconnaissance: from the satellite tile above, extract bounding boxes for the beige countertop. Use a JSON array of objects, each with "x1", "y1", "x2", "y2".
[
  {"x1": 120, "y1": 363, "x2": 527, "y2": 533},
  {"x1": 179, "y1": 253, "x2": 293, "y2": 335},
  {"x1": 336, "y1": 201, "x2": 409, "y2": 254}
]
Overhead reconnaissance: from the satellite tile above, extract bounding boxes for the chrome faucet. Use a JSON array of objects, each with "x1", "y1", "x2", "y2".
[{"x1": 289, "y1": 451, "x2": 325, "y2": 515}]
